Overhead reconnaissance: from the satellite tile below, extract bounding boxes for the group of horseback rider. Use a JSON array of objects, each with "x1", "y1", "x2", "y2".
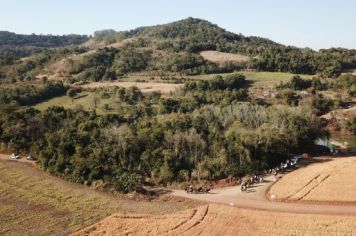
[
  {"x1": 241, "y1": 157, "x2": 299, "y2": 192},
  {"x1": 240, "y1": 175, "x2": 263, "y2": 192},
  {"x1": 185, "y1": 184, "x2": 211, "y2": 194},
  {"x1": 185, "y1": 157, "x2": 300, "y2": 194}
]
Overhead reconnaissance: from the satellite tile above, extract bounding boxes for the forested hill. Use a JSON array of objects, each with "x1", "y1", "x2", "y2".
[
  {"x1": 1, "y1": 18, "x2": 356, "y2": 80},
  {"x1": 0, "y1": 31, "x2": 88, "y2": 65},
  {"x1": 89, "y1": 18, "x2": 356, "y2": 77},
  {"x1": 93, "y1": 17, "x2": 280, "y2": 53},
  {"x1": 0, "y1": 31, "x2": 88, "y2": 48},
  {"x1": 127, "y1": 18, "x2": 275, "y2": 44}
]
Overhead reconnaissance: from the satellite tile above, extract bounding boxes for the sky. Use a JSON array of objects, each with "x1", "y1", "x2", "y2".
[{"x1": 1, "y1": 0, "x2": 355, "y2": 50}]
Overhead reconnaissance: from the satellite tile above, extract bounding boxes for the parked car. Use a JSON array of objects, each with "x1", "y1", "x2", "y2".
[
  {"x1": 289, "y1": 156, "x2": 300, "y2": 166},
  {"x1": 10, "y1": 153, "x2": 20, "y2": 160},
  {"x1": 26, "y1": 155, "x2": 36, "y2": 161}
]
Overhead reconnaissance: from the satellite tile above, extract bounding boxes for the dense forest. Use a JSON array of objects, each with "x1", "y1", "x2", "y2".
[
  {"x1": 0, "y1": 81, "x2": 67, "y2": 106},
  {"x1": 0, "y1": 31, "x2": 88, "y2": 48},
  {"x1": 0, "y1": 73, "x2": 326, "y2": 193}
]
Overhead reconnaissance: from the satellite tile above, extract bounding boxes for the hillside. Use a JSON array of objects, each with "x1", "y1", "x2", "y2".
[
  {"x1": 0, "y1": 31, "x2": 88, "y2": 66},
  {"x1": 94, "y1": 18, "x2": 275, "y2": 41},
  {"x1": 0, "y1": 31, "x2": 88, "y2": 48},
  {"x1": 1, "y1": 18, "x2": 356, "y2": 83},
  {"x1": 91, "y1": 18, "x2": 280, "y2": 54},
  {"x1": 1, "y1": 16, "x2": 356, "y2": 217}
]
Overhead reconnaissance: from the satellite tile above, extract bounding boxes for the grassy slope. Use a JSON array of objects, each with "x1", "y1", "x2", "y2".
[
  {"x1": 33, "y1": 71, "x2": 310, "y2": 112},
  {"x1": 34, "y1": 92, "x2": 94, "y2": 112},
  {"x1": 0, "y1": 159, "x2": 199, "y2": 235},
  {"x1": 122, "y1": 71, "x2": 310, "y2": 83},
  {"x1": 189, "y1": 71, "x2": 311, "y2": 85},
  {"x1": 34, "y1": 92, "x2": 118, "y2": 114}
]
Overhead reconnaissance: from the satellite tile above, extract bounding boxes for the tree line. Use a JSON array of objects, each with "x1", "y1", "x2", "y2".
[{"x1": 0, "y1": 81, "x2": 67, "y2": 106}]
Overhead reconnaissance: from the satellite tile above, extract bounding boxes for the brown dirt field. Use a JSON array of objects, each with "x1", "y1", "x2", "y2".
[
  {"x1": 269, "y1": 157, "x2": 356, "y2": 203},
  {"x1": 72, "y1": 204, "x2": 356, "y2": 236},
  {"x1": 199, "y1": 50, "x2": 250, "y2": 63},
  {"x1": 81, "y1": 81, "x2": 183, "y2": 94}
]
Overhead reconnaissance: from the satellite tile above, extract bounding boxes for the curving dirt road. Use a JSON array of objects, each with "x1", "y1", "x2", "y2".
[
  {"x1": 3, "y1": 153, "x2": 356, "y2": 216},
  {"x1": 169, "y1": 169, "x2": 356, "y2": 216}
]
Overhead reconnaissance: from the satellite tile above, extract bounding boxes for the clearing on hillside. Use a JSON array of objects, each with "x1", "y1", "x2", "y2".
[
  {"x1": 200, "y1": 50, "x2": 250, "y2": 63},
  {"x1": 269, "y1": 157, "x2": 356, "y2": 203},
  {"x1": 80, "y1": 81, "x2": 183, "y2": 94},
  {"x1": 73, "y1": 204, "x2": 356, "y2": 236}
]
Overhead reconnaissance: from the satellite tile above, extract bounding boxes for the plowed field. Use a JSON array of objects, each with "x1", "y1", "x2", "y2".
[
  {"x1": 73, "y1": 204, "x2": 356, "y2": 236},
  {"x1": 269, "y1": 157, "x2": 356, "y2": 203}
]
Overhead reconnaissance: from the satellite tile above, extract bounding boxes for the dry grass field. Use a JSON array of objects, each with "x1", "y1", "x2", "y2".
[
  {"x1": 269, "y1": 157, "x2": 356, "y2": 203},
  {"x1": 0, "y1": 157, "x2": 200, "y2": 236},
  {"x1": 199, "y1": 51, "x2": 250, "y2": 63},
  {"x1": 73, "y1": 204, "x2": 356, "y2": 236}
]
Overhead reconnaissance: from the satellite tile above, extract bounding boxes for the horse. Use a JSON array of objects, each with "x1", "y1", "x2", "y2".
[
  {"x1": 185, "y1": 185, "x2": 194, "y2": 194},
  {"x1": 241, "y1": 182, "x2": 247, "y2": 192}
]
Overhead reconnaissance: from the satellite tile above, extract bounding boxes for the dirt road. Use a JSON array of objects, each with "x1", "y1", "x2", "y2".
[
  {"x1": 71, "y1": 156, "x2": 356, "y2": 235},
  {"x1": 0, "y1": 153, "x2": 34, "y2": 164},
  {"x1": 170, "y1": 170, "x2": 356, "y2": 216},
  {"x1": 3, "y1": 152, "x2": 356, "y2": 216}
]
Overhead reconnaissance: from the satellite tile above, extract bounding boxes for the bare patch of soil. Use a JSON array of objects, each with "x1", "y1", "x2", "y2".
[{"x1": 200, "y1": 51, "x2": 250, "y2": 63}]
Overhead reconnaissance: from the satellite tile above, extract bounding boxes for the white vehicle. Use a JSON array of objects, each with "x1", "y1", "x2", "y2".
[
  {"x1": 26, "y1": 155, "x2": 36, "y2": 161},
  {"x1": 10, "y1": 153, "x2": 20, "y2": 160}
]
